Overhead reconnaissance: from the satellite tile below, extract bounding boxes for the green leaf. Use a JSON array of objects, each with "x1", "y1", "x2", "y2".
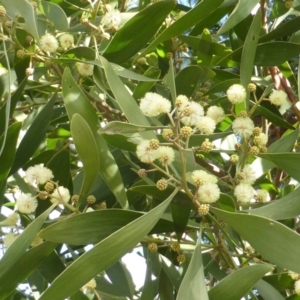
[
  {"x1": 10, "y1": 94, "x2": 56, "y2": 175},
  {"x1": 219, "y1": 42, "x2": 300, "y2": 67},
  {"x1": 0, "y1": 77, "x2": 26, "y2": 138},
  {"x1": 0, "y1": 123, "x2": 22, "y2": 183},
  {"x1": 39, "y1": 209, "x2": 180, "y2": 245},
  {"x1": 189, "y1": 3, "x2": 235, "y2": 36},
  {"x1": 177, "y1": 242, "x2": 209, "y2": 300},
  {"x1": 259, "y1": 16, "x2": 300, "y2": 43},
  {"x1": 254, "y1": 104, "x2": 294, "y2": 129},
  {"x1": 133, "y1": 67, "x2": 161, "y2": 100},
  {"x1": 254, "y1": 279, "x2": 286, "y2": 300},
  {"x1": 98, "y1": 57, "x2": 156, "y2": 140},
  {"x1": 258, "y1": 153, "x2": 300, "y2": 182},
  {"x1": 71, "y1": 114, "x2": 99, "y2": 204},
  {"x1": 240, "y1": 8, "x2": 261, "y2": 110},
  {"x1": 208, "y1": 265, "x2": 273, "y2": 300},
  {"x1": 248, "y1": 185, "x2": 300, "y2": 220},
  {"x1": 218, "y1": 0, "x2": 259, "y2": 35},
  {"x1": 252, "y1": 127, "x2": 298, "y2": 176},
  {"x1": 99, "y1": 121, "x2": 166, "y2": 135},
  {"x1": 175, "y1": 66, "x2": 204, "y2": 97},
  {"x1": 0, "y1": 242, "x2": 57, "y2": 299},
  {"x1": 159, "y1": 254, "x2": 181, "y2": 291},
  {"x1": 103, "y1": 1, "x2": 176, "y2": 64},
  {"x1": 197, "y1": 29, "x2": 213, "y2": 67},
  {"x1": 105, "y1": 261, "x2": 135, "y2": 299},
  {"x1": 164, "y1": 59, "x2": 177, "y2": 104},
  {"x1": 40, "y1": 0, "x2": 68, "y2": 31},
  {"x1": 39, "y1": 189, "x2": 178, "y2": 300},
  {"x1": 1, "y1": 0, "x2": 40, "y2": 40},
  {"x1": 210, "y1": 207, "x2": 300, "y2": 274},
  {"x1": 0, "y1": 205, "x2": 54, "y2": 279},
  {"x1": 140, "y1": 0, "x2": 224, "y2": 56},
  {"x1": 62, "y1": 68, "x2": 128, "y2": 209}
]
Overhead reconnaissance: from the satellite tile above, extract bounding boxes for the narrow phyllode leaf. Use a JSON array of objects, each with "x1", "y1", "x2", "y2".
[
  {"x1": 99, "y1": 57, "x2": 155, "y2": 140},
  {"x1": 10, "y1": 95, "x2": 56, "y2": 175},
  {"x1": 210, "y1": 208, "x2": 300, "y2": 274},
  {"x1": 219, "y1": 42, "x2": 300, "y2": 67},
  {"x1": 252, "y1": 127, "x2": 298, "y2": 176},
  {"x1": 141, "y1": 0, "x2": 224, "y2": 56},
  {"x1": 0, "y1": 205, "x2": 54, "y2": 279},
  {"x1": 208, "y1": 265, "x2": 273, "y2": 300},
  {"x1": 159, "y1": 254, "x2": 181, "y2": 291},
  {"x1": 99, "y1": 121, "x2": 166, "y2": 135},
  {"x1": 71, "y1": 114, "x2": 99, "y2": 203},
  {"x1": 258, "y1": 153, "x2": 300, "y2": 182},
  {"x1": 0, "y1": 242, "x2": 57, "y2": 299},
  {"x1": 177, "y1": 242, "x2": 209, "y2": 300},
  {"x1": 247, "y1": 187, "x2": 300, "y2": 220},
  {"x1": 0, "y1": 123, "x2": 22, "y2": 183},
  {"x1": 39, "y1": 209, "x2": 179, "y2": 245},
  {"x1": 218, "y1": 0, "x2": 259, "y2": 35},
  {"x1": 103, "y1": 1, "x2": 175, "y2": 64},
  {"x1": 197, "y1": 29, "x2": 213, "y2": 67},
  {"x1": 240, "y1": 8, "x2": 261, "y2": 110},
  {"x1": 39, "y1": 189, "x2": 178, "y2": 300},
  {"x1": 254, "y1": 279, "x2": 286, "y2": 300},
  {"x1": 62, "y1": 68, "x2": 128, "y2": 208}
]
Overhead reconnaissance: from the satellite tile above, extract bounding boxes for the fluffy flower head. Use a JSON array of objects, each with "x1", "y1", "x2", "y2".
[
  {"x1": 256, "y1": 189, "x2": 269, "y2": 203},
  {"x1": 175, "y1": 95, "x2": 189, "y2": 109},
  {"x1": 0, "y1": 212, "x2": 19, "y2": 227},
  {"x1": 234, "y1": 184, "x2": 255, "y2": 204},
  {"x1": 139, "y1": 92, "x2": 171, "y2": 117},
  {"x1": 197, "y1": 183, "x2": 220, "y2": 203},
  {"x1": 238, "y1": 164, "x2": 256, "y2": 185},
  {"x1": 295, "y1": 279, "x2": 300, "y2": 295},
  {"x1": 51, "y1": 186, "x2": 70, "y2": 204},
  {"x1": 25, "y1": 164, "x2": 54, "y2": 185},
  {"x1": 4, "y1": 233, "x2": 17, "y2": 249},
  {"x1": 180, "y1": 101, "x2": 204, "y2": 126},
  {"x1": 232, "y1": 117, "x2": 254, "y2": 138},
  {"x1": 227, "y1": 84, "x2": 246, "y2": 104},
  {"x1": 192, "y1": 170, "x2": 218, "y2": 186},
  {"x1": 101, "y1": 10, "x2": 121, "y2": 28},
  {"x1": 206, "y1": 106, "x2": 225, "y2": 124},
  {"x1": 59, "y1": 33, "x2": 74, "y2": 49},
  {"x1": 39, "y1": 33, "x2": 59, "y2": 53},
  {"x1": 136, "y1": 140, "x2": 158, "y2": 163},
  {"x1": 269, "y1": 90, "x2": 288, "y2": 106},
  {"x1": 196, "y1": 116, "x2": 216, "y2": 135},
  {"x1": 16, "y1": 193, "x2": 38, "y2": 214},
  {"x1": 76, "y1": 62, "x2": 94, "y2": 77},
  {"x1": 156, "y1": 146, "x2": 175, "y2": 166}
]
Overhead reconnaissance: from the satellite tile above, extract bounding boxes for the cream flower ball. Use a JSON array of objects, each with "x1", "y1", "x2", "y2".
[
  {"x1": 139, "y1": 92, "x2": 171, "y2": 117},
  {"x1": 227, "y1": 84, "x2": 246, "y2": 104},
  {"x1": 51, "y1": 186, "x2": 71, "y2": 204},
  {"x1": 39, "y1": 33, "x2": 59, "y2": 53},
  {"x1": 16, "y1": 194, "x2": 38, "y2": 214},
  {"x1": 136, "y1": 140, "x2": 158, "y2": 163},
  {"x1": 269, "y1": 90, "x2": 288, "y2": 106},
  {"x1": 234, "y1": 184, "x2": 255, "y2": 204},
  {"x1": 25, "y1": 164, "x2": 54, "y2": 185},
  {"x1": 232, "y1": 117, "x2": 254, "y2": 138}
]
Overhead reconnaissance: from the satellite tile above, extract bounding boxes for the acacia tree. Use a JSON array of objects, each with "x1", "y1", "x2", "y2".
[{"x1": 1, "y1": 0, "x2": 300, "y2": 299}]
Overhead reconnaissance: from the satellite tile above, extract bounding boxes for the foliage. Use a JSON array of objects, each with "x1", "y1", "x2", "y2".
[{"x1": 1, "y1": 0, "x2": 300, "y2": 299}]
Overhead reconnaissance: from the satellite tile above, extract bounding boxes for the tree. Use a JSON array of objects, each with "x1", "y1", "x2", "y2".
[{"x1": 0, "y1": 0, "x2": 300, "y2": 299}]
